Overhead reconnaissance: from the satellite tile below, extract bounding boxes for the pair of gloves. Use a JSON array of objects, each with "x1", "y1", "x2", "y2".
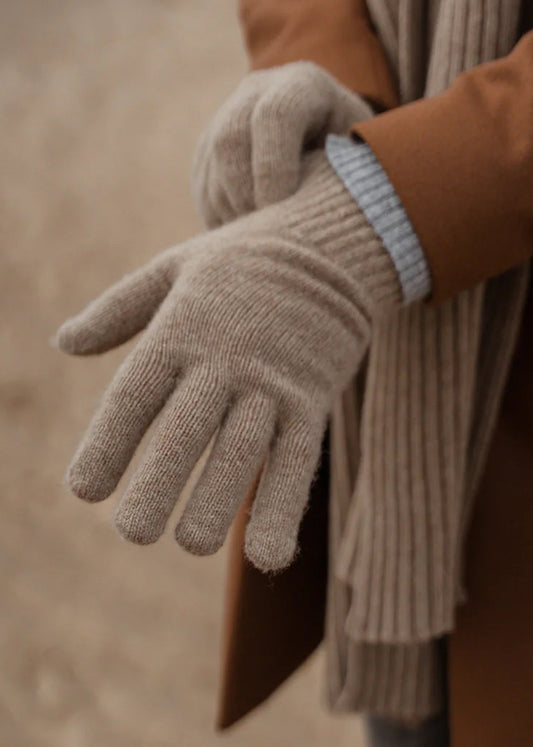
[{"x1": 56, "y1": 63, "x2": 402, "y2": 572}]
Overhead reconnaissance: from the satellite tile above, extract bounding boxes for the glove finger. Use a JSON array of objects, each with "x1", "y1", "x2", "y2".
[
  {"x1": 205, "y1": 160, "x2": 239, "y2": 228},
  {"x1": 244, "y1": 416, "x2": 325, "y2": 571},
  {"x1": 193, "y1": 91, "x2": 258, "y2": 227},
  {"x1": 65, "y1": 337, "x2": 177, "y2": 502},
  {"x1": 212, "y1": 95, "x2": 257, "y2": 219},
  {"x1": 326, "y1": 82, "x2": 374, "y2": 133},
  {"x1": 114, "y1": 369, "x2": 227, "y2": 545},
  {"x1": 174, "y1": 392, "x2": 275, "y2": 555},
  {"x1": 250, "y1": 76, "x2": 332, "y2": 208},
  {"x1": 192, "y1": 129, "x2": 230, "y2": 229},
  {"x1": 54, "y1": 253, "x2": 175, "y2": 355},
  {"x1": 190, "y1": 134, "x2": 215, "y2": 227}
]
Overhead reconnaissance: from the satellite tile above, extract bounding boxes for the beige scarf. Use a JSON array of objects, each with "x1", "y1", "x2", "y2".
[{"x1": 326, "y1": 0, "x2": 530, "y2": 720}]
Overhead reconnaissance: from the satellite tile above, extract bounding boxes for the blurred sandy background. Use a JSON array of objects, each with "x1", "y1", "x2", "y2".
[{"x1": 0, "y1": 2, "x2": 365, "y2": 745}]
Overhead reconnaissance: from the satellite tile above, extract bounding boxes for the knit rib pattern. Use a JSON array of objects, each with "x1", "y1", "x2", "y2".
[
  {"x1": 325, "y1": 0, "x2": 528, "y2": 721},
  {"x1": 337, "y1": 294, "x2": 483, "y2": 640},
  {"x1": 325, "y1": 134, "x2": 431, "y2": 304}
]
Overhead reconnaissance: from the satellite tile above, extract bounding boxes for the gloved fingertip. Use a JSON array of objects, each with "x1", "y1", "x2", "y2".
[
  {"x1": 113, "y1": 511, "x2": 161, "y2": 546},
  {"x1": 54, "y1": 319, "x2": 91, "y2": 355},
  {"x1": 48, "y1": 332, "x2": 62, "y2": 351},
  {"x1": 64, "y1": 463, "x2": 111, "y2": 504},
  {"x1": 244, "y1": 532, "x2": 298, "y2": 574},
  {"x1": 174, "y1": 520, "x2": 223, "y2": 557}
]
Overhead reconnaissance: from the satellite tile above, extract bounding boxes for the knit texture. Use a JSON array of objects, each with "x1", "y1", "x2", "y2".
[
  {"x1": 56, "y1": 153, "x2": 401, "y2": 573},
  {"x1": 326, "y1": 134, "x2": 431, "y2": 303},
  {"x1": 191, "y1": 61, "x2": 374, "y2": 228},
  {"x1": 325, "y1": 0, "x2": 529, "y2": 722}
]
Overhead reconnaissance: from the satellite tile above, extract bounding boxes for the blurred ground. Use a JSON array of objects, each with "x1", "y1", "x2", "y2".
[{"x1": 0, "y1": 2, "x2": 365, "y2": 745}]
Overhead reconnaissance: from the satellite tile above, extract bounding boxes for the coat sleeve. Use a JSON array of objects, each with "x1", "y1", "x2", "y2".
[
  {"x1": 352, "y1": 30, "x2": 533, "y2": 305},
  {"x1": 238, "y1": 0, "x2": 399, "y2": 112}
]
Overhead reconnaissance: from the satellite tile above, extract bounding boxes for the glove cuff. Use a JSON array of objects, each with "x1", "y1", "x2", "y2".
[{"x1": 284, "y1": 154, "x2": 403, "y2": 315}]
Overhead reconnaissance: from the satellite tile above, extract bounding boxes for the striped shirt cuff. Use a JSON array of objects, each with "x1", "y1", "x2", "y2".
[{"x1": 326, "y1": 134, "x2": 431, "y2": 304}]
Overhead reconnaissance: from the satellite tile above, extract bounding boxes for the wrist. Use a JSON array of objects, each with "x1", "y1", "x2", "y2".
[
  {"x1": 282, "y1": 153, "x2": 403, "y2": 315},
  {"x1": 326, "y1": 134, "x2": 432, "y2": 304}
]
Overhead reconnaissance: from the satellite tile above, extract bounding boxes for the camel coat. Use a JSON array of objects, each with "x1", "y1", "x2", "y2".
[{"x1": 218, "y1": 3, "x2": 533, "y2": 744}]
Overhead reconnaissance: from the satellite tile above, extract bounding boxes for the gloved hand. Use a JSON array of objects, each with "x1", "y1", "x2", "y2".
[
  {"x1": 192, "y1": 61, "x2": 374, "y2": 227},
  {"x1": 56, "y1": 153, "x2": 400, "y2": 571}
]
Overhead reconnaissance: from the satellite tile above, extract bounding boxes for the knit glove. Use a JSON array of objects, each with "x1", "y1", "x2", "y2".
[
  {"x1": 192, "y1": 62, "x2": 374, "y2": 228},
  {"x1": 55, "y1": 153, "x2": 400, "y2": 571}
]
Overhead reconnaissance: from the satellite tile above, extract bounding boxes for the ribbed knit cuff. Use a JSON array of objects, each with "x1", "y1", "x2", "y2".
[
  {"x1": 326, "y1": 135, "x2": 432, "y2": 304},
  {"x1": 282, "y1": 153, "x2": 403, "y2": 313}
]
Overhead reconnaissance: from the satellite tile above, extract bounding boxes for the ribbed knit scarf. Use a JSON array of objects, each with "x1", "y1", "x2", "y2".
[{"x1": 326, "y1": 0, "x2": 530, "y2": 721}]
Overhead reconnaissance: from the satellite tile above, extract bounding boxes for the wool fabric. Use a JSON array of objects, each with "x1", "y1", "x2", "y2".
[
  {"x1": 325, "y1": 0, "x2": 530, "y2": 721},
  {"x1": 326, "y1": 134, "x2": 431, "y2": 304},
  {"x1": 191, "y1": 62, "x2": 374, "y2": 228},
  {"x1": 56, "y1": 153, "x2": 402, "y2": 573}
]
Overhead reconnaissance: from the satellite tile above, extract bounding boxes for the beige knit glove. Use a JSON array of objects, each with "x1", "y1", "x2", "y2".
[
  {"x1": 192, "y1": 62, "x2": 374, "y2": 227},
  {"x1": 56, "y1": 153, "x2": 400, "y2": 571}
]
